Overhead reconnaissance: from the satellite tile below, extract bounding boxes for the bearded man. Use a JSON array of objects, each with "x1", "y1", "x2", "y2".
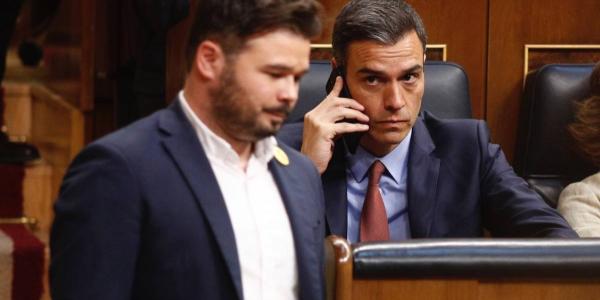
[{"x1": 50, "y1": 1, "x2": 326, "y2": 299}]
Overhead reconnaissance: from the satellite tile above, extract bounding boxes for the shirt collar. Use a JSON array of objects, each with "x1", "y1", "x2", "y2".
[
  {"x1": 178, "y1": 91, "x2": 276, "y2": 165},
  {"x1": 346, "y1": 130, "x2": 412, "y2": 184}
]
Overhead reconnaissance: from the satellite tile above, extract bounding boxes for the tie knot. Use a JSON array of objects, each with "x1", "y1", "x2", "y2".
[{"x1": 368, "y1": 160, "x2": 386, "y2": 185}]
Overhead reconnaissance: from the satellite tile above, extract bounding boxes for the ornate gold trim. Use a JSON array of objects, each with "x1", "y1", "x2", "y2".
[
  {"x1": 311, "y1": 44, "x2": 447, "y2": 61},
  {"x1": 311, "y1": 44, "x2": 332, "y2": 49},
  {"x1": 0, "y1": 216, "x2": 38, "y2": 226},
  {"x1": 427, "y1": 44, "x2": 447, "y2": 61},
  {"x1": 524, "y1": 44, "x2": 600, "y2": 79}
]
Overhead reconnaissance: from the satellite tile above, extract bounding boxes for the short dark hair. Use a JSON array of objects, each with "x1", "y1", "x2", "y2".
[
  {"x1": 332, "y1": 0, "x2": 427, "y2": 67},
  {"x1": 569, "y1": 62, "x2": 600, "y2": 166},
  {"x1": 185, "y1": 0, "x2": 322, "y2": 71}
]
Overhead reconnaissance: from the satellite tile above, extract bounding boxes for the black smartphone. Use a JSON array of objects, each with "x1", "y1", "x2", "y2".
[
  {"x1": 325, "y1": 66, "x2": 352, "y2": 98},
  {"x1": 325, "y1": 66, "x2": 363, "y2": 153}
]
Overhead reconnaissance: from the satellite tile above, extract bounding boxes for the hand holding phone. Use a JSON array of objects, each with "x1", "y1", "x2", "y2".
[
  {"x1": 300, "y1": 68, "x2": 370, "y2": 174},
  {"x1": 326, "y1": 67, "x2": 352, "y2": 99}
]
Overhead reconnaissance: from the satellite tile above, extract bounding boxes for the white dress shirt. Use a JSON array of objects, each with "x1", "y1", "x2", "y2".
[{"x1": 179, "y1": 92, "x2": 298, "y2": 300}]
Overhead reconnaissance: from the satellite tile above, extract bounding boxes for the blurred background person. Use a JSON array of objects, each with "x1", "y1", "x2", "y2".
[{"x1": 558, "y1": 62, "x2": 600, "y2": 237}]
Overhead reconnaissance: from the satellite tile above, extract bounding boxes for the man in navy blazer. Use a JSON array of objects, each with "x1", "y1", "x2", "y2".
[
  {"x1": 278, "y1": 0, "x2": 576, "y2": 241},
  {"x1": 50, "y1": 1, "x2": 326, "y2": 299}
]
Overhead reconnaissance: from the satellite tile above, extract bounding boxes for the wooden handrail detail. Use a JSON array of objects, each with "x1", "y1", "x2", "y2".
[
  {"x1": 0, "y1": 216, "x2": 38, "y2": 227},
  {"x1": 326, "y1": 235, "x2": 353, "y2": 300}
]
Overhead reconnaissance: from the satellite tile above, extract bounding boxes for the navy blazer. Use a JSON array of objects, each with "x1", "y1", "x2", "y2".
[
  {"x1": 277, "y1": 112, "x2": 577, "y2": 239},
  {"x1": 50, "y1": 101, "x2": 326, "y2": 300}
]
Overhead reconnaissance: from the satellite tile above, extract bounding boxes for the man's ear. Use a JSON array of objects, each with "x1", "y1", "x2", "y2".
[
  {"x1": 423, "y1": 53, "x2": 427, "y2": 62},
  {"x1": 193, "y1": 40, "x2": 225, "y2": 80},
  {"x1": 330, "y1": 58, "x2": 338, "y2": 69}
]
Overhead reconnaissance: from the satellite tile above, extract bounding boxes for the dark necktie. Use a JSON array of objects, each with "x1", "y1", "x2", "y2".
[{"x1": 359, "y1": 160, "x2": 389, "y2": 242}]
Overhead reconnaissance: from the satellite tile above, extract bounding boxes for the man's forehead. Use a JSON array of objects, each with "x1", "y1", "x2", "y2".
[
  {"x1": 346, "y1": 42, "x2": 424, "y2": 75},
  {"x1": 237, "y1": 28, "x2": 311, "y2": 69},
  {"x1": 349, "y1": 38, "x2": 423, "y2": 62}
]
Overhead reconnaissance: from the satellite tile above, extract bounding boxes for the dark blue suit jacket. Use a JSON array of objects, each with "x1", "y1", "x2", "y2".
[
  {"x1": 278, "y1": 112, "x2": 577, "y2": 239},
  {"x1": 50, "y1": 101, "x2": 326, "y2": 300}
]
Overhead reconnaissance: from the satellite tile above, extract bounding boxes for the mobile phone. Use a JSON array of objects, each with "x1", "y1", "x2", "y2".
[
  {"x1": 325, "y1": 66, "x2": 363, "y2": 153},
  {"x1": 325, "y1": 66, "x2": 352, "y2": 98}
]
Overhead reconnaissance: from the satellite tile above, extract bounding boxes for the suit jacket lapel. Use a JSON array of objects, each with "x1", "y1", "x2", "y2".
[
  {"x1": 158, "y1": 102, "x2": 243, "y2": 299},
  {"x1": 269, "y1": 151, "x2": 321, "y2": 299},
  {"x1": 407, "y1": 116, "x2": 440, "y2": 238},
  {"x1": 322, "y1": 142, "x2": 349, "y2": 237}
]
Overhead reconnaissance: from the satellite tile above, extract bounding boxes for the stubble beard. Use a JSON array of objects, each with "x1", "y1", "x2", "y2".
[{"x1": 210, "y1": 65, "x2": 287, "y2": 143}]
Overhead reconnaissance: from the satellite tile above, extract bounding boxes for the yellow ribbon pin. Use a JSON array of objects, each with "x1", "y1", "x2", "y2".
[{"x1": 274, "y1": 146, "x2": 289, "y2": 166}]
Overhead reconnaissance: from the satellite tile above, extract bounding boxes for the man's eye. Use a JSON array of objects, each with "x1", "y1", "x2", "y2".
[
  {"x1": 269, "y1": 72, "x2": 285, "y2": 79},
  {"x1": 402, "y1": 73, "x2": 419, "y2": 83},
  {"x1": 365, "y1": 76, "x2": 380, "y2": 85}
]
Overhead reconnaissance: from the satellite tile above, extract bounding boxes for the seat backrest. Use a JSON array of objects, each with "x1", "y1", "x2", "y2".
[
  {"x1": 514, "y1": 64, "x2": 596, "y2": 206},
  {"x1": 286, "y1": 60, "x2": 472, "y2": 123}
]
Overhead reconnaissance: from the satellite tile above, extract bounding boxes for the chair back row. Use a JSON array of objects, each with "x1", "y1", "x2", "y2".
[{"x1": 515, "y1": 64, "x2": 597, "y2": 206}]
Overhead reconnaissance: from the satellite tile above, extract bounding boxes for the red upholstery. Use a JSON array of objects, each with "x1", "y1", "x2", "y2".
[
  {"x1": 0, "y1": 224, "x2": 44, "y2": 300},
  {"x1": 0, "y1": 164, "x2": 24, "y2": 217},
  {"x1": 0, "y1": 163, "x2": 44, "y2": 299}
]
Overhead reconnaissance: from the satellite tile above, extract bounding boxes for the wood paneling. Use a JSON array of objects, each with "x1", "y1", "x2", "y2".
[
  {"x1": 23, "y1": 163, "x2": 53, "y2": 239},
  {"x1": 3, "y1": 83, "x2": 31, "y2": 140},
  {"x1": 315, "y1": 0, "x2": 348, "y2": 44},
  {"x1": 349, "y1": 279, "x2": 600, "y2": 300},
  {"x1": 30, "y1": 84, "x2": 85, "y2": 206},
  {"x1": 488, "y1": 0, "x2": 600, "y2": 161},
  {"x1": 406, "y1": 0, "x2": 488, "y2": 119},
  {"x1": 166, "y1": 0, "x2": 488, "y2": 118},
  {"x1": 525, "y1": 45, "x2": 600, "y2": 81},
  {"x1": 165, "y1": 0, "x2": 198, "y2": 104},
  {"x1": 351, "y1": 279, "x2": 479, "y2": 300}
]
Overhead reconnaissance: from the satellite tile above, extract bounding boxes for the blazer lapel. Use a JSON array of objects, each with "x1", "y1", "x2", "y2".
[
  {"x1": 407, "y1": 116, "x2": 440, "y2": 238},
  {"x1": 269, "y1": 151, "x2": 322, "y2": 299},
  {"x1": 158, "y1": 102, "x2": 243, "y2": 299},
  {"x1": 322, "y1": 142, "x2": 349, "y2": 237}
]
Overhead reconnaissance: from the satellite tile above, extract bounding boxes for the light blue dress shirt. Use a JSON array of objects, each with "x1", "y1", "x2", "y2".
[{"x1": 345, "y1": 130, "x2": 412, "y2": 243}]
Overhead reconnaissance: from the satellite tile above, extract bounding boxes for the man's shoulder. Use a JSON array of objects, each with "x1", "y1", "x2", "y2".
[
  {"x1": 75, "y1": 107, "x2": 175, "y2": 168},
  {"x1": 418, "y1": 111, "x2": 489, "y2": 147},
  {"x1": 420, "y1": 111, "x2": 485, "y2": 135},
  {"x1": 92, "y1": 108, "x2": 171, "y2": 152}
]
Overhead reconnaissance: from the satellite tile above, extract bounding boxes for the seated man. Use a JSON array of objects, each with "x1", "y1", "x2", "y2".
[{"x1": 278, "y1": 0, "x2": 576, "y2": 242}]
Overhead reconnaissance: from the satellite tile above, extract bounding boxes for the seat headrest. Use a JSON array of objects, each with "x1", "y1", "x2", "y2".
[
  {"x1": 288, "y1": 60, "x2": 331, "y2": 123},
  {"x1": 515, "y1": 64, "x2": 596, "y2": 182},
  {"x1": 286, "y1": 60, "x2": 472, "y2": 123},
  {"x1": 420, "y1": 61, "x2": 472, "y2": 119}
]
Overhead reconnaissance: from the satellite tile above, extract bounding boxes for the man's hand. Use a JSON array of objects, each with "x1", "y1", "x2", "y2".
[{"x1": 301, "y1": 76, "x2": 369, "y2": 174}]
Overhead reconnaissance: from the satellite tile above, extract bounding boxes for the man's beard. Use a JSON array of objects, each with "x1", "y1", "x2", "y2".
[{"x1": 210, "y1": 65, "x2": 292, "y2": 142}]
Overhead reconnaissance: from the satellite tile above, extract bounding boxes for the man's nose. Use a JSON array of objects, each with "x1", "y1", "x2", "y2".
[
  {"x1": 278, "y1": 76, "x2": 299, "y2": 105},
  {"x1": 384, "y1": 82, "x2": 406, "y2": 110}
]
